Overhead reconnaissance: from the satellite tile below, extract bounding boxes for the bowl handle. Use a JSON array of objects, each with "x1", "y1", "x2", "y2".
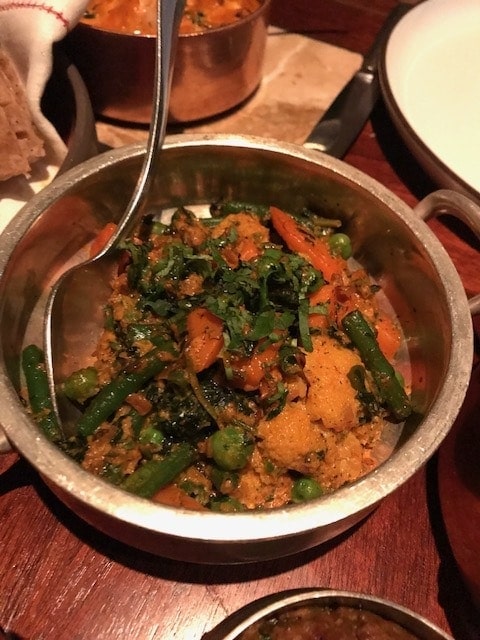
[{"x1": 413, "y1": 189, "x2": 480, "y2": 316}]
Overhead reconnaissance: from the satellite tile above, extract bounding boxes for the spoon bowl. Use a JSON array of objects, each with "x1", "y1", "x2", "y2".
[{"x1": 44, "y1": 0, "x2": 185, "y2": 429}]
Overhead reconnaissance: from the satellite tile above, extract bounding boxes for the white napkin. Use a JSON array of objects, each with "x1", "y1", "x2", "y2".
[{"x1": 0, "y1": 0, "x2": 89, "y2": 227}]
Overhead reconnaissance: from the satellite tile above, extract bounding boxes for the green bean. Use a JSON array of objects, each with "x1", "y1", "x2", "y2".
[
  {"x1": 121, "y1": 443, "x2": 196, "y2": 498},
  {"x1": 342, "y1": 310, "x2": 412, "y2": 420},
  {"x1": 291, "y1": 477, "x2": 323, "y2": 502},
  {"x1": 21, "y1": 344, "x2": 62, "y2": 442},
  {"x1": 209, "y1": 425, "x2": 254, "y2": 471},
  {"x1": 76, "y1": 347, "x2": 170, "y2": 438}
]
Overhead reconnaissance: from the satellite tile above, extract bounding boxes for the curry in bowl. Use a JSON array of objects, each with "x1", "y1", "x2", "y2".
[
  {"x1": 238, "y1": 603, "x2": 420, "y2": 640},
  {"x1": 22, "y1": 200, "x2": 411, "y2": 512},
  {"x1": 81, "y1": 0, "x2": 264, "y2": 35}
]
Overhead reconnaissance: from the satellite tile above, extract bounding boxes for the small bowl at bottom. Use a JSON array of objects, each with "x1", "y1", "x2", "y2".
[{"x1": 205, "y1": 589, "x2": 453, "y2": 640}]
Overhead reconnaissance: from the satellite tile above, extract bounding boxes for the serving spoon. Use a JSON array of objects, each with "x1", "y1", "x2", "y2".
[{"x1": 43, "y1": 0, "x2": 185, "y2": 430}]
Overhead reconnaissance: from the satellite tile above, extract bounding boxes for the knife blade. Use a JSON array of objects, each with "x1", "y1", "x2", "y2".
[{"x1": 303, "y1": 3, "x2": 413, "y2": 158}]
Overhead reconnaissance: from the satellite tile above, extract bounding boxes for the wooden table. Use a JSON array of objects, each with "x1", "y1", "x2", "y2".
[{"x1": 1, "y1": 1, "x2": 480, "y2": 638}]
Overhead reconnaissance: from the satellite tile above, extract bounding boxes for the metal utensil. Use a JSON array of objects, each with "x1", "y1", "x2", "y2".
[
  {"x1": 43, "y1": 0, "x2": 185, "y2": 428},
  {"x1": 304, "y1": 2, "x2": 413, "y2": 158}
]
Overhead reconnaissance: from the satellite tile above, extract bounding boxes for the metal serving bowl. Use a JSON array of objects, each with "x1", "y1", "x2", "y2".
[
  {"x1": 65, "y1": 0, "x2": 272, "y2": 124},
  {"x1": 203, "y1": 589, "x2": 453, "y2": 639},
  {"x1": 0, "y1": 134, "x2": 478, "y2": 564}
]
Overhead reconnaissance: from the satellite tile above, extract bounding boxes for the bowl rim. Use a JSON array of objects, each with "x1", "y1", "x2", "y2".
[
  {"x1": 0, "y1": 134, "x2": 473, "y2": 547},
  {"x1": 208, "y1": 588, "x2": 454, "y2": 639}
]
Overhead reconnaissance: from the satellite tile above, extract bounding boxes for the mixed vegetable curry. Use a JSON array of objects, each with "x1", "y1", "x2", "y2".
[
  {"x1": 81, "y1": 0, "x2": 264, "y2": 36},
  {"x1": 22, "y1": 202, "x2": 412, "y2": 512}
]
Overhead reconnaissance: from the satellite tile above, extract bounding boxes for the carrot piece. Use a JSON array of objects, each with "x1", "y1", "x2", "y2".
[
  {"x1": 89, "y1": 222, "x2": 117, "y2": 258},
  {"x1": 229, "y1": 342, "x2": 281, "y2": 392},
  {"x1": 125, "y1": 392, "x2": 152, "y2": 416},
  {"x1": 185, "y1": 308, "x2": 224, "y2": 373},
  {"x1": 237, "y1": 237, "x2": 262, "y2": 262},
  {"x1": 152, "y1": 484, "x2": 207, "y2": 511},
  {"x1": 375, "y1": 311, "x2": 402, "y2": 362},
  {"x1": 270, "y1": 206, "x2": 346, "y2": 282},
  {"x1": 309, "y1": 283, "x2": 334, "y2": 306},
  {"x1": 308, "y1": 314, "x2": 329, "y2": 330}
]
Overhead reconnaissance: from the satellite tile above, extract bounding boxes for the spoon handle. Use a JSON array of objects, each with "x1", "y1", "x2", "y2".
[
  {"x1": 101, "y1": 0, "x2": 185, "y2": 248},
  {"x1": 42, "y1": 0, "x2": 185, "y2": 430}
]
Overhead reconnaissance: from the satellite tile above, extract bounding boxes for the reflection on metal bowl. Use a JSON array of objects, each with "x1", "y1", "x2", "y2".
[
  {"x1": 0, "y1": 134, "x2": 477, "y2": 563},
  {"x1": 65, "y1": 0, "x2": 272, "y2": 124}
]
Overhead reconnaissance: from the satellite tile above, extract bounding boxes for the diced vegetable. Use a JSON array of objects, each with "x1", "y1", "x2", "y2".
[
  {"x1": 342, "y1": 310, "x2": 412, "y2": 421},
  {"x1": 21, "y1": 345, "x2": 62, "y2": 442},
  {"x1": 185, "y1": 307, "x2": 224, "y2": 372},
  {"x1": 21, "y1": 200, "x2": 412, "y2": 511},
  {"x1": 62, "y1": 367, "x2": 99, "y2": 402},
  {"x1": 76, "y1": 347, "x2": 173, "y2": 437},
  {"x1": 291, "y1": 477, "x2": 324, "y2": 502},
  {"x1": 209, "y1": 425, "x2": 254, "y2": 471},
  {"x1": 270, "y1": 206, "x2": 346, "y2": 282},
  {"x1": 121, "y1": 443, "x2": 196, "y2": 498}
]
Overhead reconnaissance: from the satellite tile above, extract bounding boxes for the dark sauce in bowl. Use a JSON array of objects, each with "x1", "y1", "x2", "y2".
[{"x1": 238, "y1": 604, "x2": 418, "y2": 640}]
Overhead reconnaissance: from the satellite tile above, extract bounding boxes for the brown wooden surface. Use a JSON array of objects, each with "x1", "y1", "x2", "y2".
[{"x1": 1, "y1": 1, "x2": 480, "y2": 639}]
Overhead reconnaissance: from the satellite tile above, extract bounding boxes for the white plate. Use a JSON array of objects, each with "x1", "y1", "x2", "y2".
[{"x1": 379, "y1": 0, "x2": 480, "y2": 203}]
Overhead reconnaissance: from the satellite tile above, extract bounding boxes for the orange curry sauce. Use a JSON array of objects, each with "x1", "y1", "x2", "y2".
[{"x1": 82, "y1": 0, "x2": 263, "y2": 36}]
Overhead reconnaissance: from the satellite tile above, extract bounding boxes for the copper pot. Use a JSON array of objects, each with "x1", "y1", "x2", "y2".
[
  {"x1": 65, "y1": 0, "x2": 271, "y2": 124},
  {"x1": 0, "y1": 134, "x2": 478, "y2": 563}
]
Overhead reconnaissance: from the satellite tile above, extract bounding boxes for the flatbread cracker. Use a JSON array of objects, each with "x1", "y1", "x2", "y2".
[{"x1": 0, "y1": 47, "x2": 45, "y2": 182}]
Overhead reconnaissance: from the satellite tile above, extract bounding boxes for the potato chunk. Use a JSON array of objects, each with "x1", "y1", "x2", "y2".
[
  {"x1": 257, "y1": 401, "x2": 327, "y2": 474},
  {"x1": 304, "y1": 335, "x2": 362, "y2": 432}
]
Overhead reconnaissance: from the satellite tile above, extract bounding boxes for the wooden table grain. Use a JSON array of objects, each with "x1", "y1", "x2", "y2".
[{"x1": 1, "y1": 2, "x2": 480, "y2": 639}]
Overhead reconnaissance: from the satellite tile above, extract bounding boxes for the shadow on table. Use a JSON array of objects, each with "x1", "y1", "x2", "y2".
[
  {"x1": 425, "y1": 456, "x2": 480, "y2": 640},
  {"x1": 0, "y1": 454, "x2": 37, "y2": 497},
  {"x1": 29, "y1": 466, "x2": 371, "y2": 584}
]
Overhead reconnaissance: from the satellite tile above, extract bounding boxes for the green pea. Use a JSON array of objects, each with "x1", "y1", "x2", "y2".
[
  {"x1": 328, "y1": 232, "x2": 352, "y2": 259},
  {"x1": 63, "y1": 367, "x2": 99, "y2": 402},
  {"x1": 291, "y1": 477, "x2": 323, "y2": 503},
  {"x1": 210, "y1": 425, "x2": 254, "y2": 471},
  {"x1": 139, "y1": 426, "x2": 165, "y2": 446}
]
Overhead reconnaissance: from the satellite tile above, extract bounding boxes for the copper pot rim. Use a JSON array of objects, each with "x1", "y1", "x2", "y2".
[{"x1": 78, "y1": 0, "x2": 272, "y2": 40}]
